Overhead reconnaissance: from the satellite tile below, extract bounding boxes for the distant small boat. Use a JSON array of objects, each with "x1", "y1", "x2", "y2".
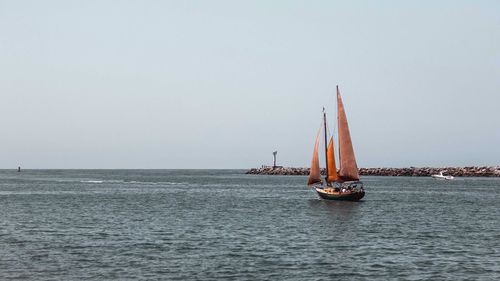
[
  {"x1": 431, "y1": 171, "x2": 454, "y2": 180},
  {"x1": 307, "y1": 86, "x2": 365, "y2": 201}
]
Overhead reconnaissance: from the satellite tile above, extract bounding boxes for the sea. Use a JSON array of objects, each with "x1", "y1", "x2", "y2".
[{"x1": 1, "y1": 169, "x2": 499, "y2": 280}]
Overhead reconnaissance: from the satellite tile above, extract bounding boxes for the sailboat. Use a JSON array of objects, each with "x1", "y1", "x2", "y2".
[{"x1": 307, "y1": 86, "x2": 365, "y2": 201}]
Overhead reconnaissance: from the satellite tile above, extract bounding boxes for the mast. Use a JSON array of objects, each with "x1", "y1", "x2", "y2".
[{"x1": 323, "y1": 109, "x2": 330, "y2": 185}]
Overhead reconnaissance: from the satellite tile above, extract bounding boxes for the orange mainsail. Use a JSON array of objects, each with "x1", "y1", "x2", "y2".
[
  {"x1": 307, "y1": 126, "x2": 322, "y2": 185},
  {"x1": 326, "y1": 137, "x2": 339, "y2": 182},
  {"x1": 337, "y1": 86, "x2": 360, "y2": 181}
]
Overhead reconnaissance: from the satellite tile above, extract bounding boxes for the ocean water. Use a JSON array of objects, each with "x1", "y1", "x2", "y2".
[{"x1": 1, "y1": 169, "x2": 499, "y2": 280}]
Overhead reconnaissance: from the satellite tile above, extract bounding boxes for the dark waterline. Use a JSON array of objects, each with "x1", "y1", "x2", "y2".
[{"x1": 1, "y1": 170, "x2": 499, "y2": 280}]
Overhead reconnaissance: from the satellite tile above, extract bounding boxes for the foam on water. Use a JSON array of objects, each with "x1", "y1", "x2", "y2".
[{"x1": 81, "y1": 180, "x2": 104, "y2": 183}]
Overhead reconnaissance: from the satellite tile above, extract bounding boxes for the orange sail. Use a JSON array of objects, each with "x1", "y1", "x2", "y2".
[
  {"x1": 337, "y1": 86, "x2": 360, "y2": 181},
  {"x1": 326, "y1": 137, "x2": 339, "y2": 182},
  {"x1": 307, "y1": 126, "x2": 322, "y2": 185}
]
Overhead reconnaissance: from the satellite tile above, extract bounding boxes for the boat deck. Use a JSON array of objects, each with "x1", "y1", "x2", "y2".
[{"x1": 315, "y1": 186, "x2": 365, "y2": 201}]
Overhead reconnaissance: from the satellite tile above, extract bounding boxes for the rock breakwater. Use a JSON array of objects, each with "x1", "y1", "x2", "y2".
[{"x1": 246, "y1": 166, "x2": 500, "y2": 177}]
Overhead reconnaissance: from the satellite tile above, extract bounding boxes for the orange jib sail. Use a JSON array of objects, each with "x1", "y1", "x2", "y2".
[
  {"x1": 326, "y1": 137, "x2": 339, "y2": 182},
  {"x1": 337, "y1": 86, "x2": 360, "y2": 181},
  {"x1": 307, "y1": 126, "x2": 322, "y2": 185}
]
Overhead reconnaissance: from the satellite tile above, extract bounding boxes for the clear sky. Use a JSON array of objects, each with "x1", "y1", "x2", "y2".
[{"x1": 1, "y1": 0, "x2": 499, "y2": 169}]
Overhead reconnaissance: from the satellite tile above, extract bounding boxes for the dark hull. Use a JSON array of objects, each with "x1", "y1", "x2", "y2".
[{"x1": 315, "y1": 188, "x2": 365, "y2": 201}]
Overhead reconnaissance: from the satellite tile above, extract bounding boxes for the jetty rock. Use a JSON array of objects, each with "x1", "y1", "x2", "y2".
[
  {"x1": 246, "y1": 166, "x2": 309, "y2": 176},
  {"x1": 246, "y1": 166, "x2": 500, "y2": 177}
]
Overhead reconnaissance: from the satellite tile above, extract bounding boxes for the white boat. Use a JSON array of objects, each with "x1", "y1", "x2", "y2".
[{"x1": 431, "y1": 171, "x2": 454, "y2": 180}]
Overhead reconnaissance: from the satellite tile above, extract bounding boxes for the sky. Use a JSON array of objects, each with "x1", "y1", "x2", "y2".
[{"x1": 0, "y1": 0, "x2": 499, "y2": 169}]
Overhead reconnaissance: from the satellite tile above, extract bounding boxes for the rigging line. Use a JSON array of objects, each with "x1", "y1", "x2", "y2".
[
  {"x1": 318, "y1": 108, "x2": 326, "y2": 165},
  {"x1": 333, "y1": 87, "x2": 337, "y2": 142},
  {"x1": 333, "y1": 87, "x2": 340, "y2": 170},
  {"x1": 318, "y1": 112, "x2": 324, "y2": 132},
  {"x1": 323, "y1": 105, "x2": 332, "y2": 139},
  {"x1": 326, "y1": 116, "x2": 331, "y2": 139},
  {"x1": 315, "y1": 112, "x2": 324, "y2": 152}
]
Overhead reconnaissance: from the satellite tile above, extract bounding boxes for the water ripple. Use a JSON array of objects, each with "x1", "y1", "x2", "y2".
[{"x1": 0, "y1": 170, "x2": 499, "y2": 280}]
